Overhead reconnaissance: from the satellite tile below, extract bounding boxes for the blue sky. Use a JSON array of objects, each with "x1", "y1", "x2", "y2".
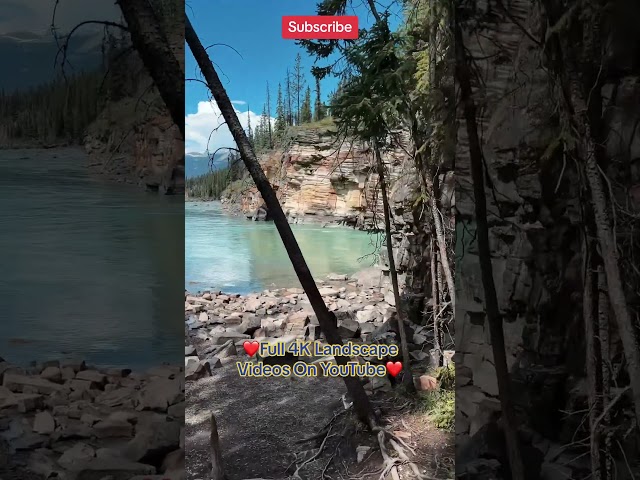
[{"x1": 184, "y1": 0, "x2": 403, "y2": 155}]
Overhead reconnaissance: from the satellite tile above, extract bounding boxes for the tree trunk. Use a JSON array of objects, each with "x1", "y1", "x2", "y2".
[
  {"x1": 186, "y1": 17, "x2": 377, "y2": 429},
  {"x1": 583, "y1": 244, "x2": 603, "y2": 480},
  {"x1": 454, "y1": 18, "x2": 525, "y2": 480},
  {"x1": 116, "y1": 0, "x2": 184, "y2": 138},
  {"x1": 430, "y1": 239, "x2": 442, "y2": 366},
  {"x1": 210, "y1": 413, "x2": 225, "y2": 480},
  {"x1": 598, "y1": 266, "x2": 612, "y2": 480},
  {"x1": 417, "y1": 154, "x2": 455, "y2": 309},
  {"x1": 373, "y1": 142, "x2": 414, "y2": 391}
]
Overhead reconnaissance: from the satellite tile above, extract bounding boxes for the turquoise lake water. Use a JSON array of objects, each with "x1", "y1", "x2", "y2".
[
  {"x1": 0, "y1": 148, "x2": 184, "y2": 369},
  {"x1": 185, "y1": 201, "x2": 379, "y2": 295}
]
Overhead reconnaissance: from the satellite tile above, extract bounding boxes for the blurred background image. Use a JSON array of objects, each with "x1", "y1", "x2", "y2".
[{"x1": 0, "y1": 1, "x2": 185, "y2": 479}]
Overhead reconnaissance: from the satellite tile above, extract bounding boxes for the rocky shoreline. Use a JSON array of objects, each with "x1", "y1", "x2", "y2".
[
  {"x1": 184, "y1": 266, "x2": 449, "y2": 389},
  {"x1": 0, "y1": 357, "x2": 184, "y2": 480}
]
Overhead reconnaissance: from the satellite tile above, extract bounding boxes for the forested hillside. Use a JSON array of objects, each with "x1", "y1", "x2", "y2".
[{"x1": 0, "y1": 63, "x2": 103, "y2": 147}]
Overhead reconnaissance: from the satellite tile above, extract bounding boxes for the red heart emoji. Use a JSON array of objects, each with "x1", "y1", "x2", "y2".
[
  {"x1": 243, "y1": 341, "x2": 259, "y2": 357},
  {"x1": 386, "y1": 361, "x2": 403, "y2": 377}
]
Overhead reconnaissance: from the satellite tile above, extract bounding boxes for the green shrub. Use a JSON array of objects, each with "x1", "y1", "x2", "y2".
[
  {"x1": 420, "y1": 389, "x2": 454, "y2": 432},
  {"x1": 435, "y1": 363, "x2": 455, "y2": 390}
]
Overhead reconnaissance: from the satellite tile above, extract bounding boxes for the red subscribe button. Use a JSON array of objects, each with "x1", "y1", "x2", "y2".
[{"x1": 282, "y1": 16, "x2": 359, "y2": 40}]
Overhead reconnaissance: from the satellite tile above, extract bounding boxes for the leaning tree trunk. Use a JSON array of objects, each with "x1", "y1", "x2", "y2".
[
  {"x1": 186, "y1": 17, "x2": 377, "y2": 428},
  {"x1": 116, "y1": 0, "x2": 184, "y2": 138},
  {"x1": 373, "y1": 141, "x2": 414, "y2": 391},
  {"x1": 454, "y1": 18, "x2": 525, "y2": 480}
]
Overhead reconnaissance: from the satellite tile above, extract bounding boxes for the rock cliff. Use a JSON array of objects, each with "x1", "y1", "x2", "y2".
[
  {"x1": 456, "y1": 1, "x2": 640, "y2": 477},
  {"x1": 221, "y1": 124, "x2": 412, "y2": 228},
  {"x1": 83, "y1": 28, "x2": 184, "y2": 194}
]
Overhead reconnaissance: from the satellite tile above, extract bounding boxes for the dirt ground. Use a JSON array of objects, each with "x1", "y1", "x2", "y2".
[{"x1": 185, "y1": 354, "x2": 454, "y2": 480}]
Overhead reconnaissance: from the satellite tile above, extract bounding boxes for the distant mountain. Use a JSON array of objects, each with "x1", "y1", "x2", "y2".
[
  {"x1": 186, "y1": 152, "x2": 230, "y2": 178},
  {"x1": 0, "y1": 29, "x2": 104, "y2": 92}
]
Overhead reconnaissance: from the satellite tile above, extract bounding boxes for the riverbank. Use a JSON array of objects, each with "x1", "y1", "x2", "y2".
[
  {"x1": 184, "y1": 268, "x2": 454, "y2": 479},
  {"x1": 184, "y1": 266, "x2": 447, "y2": 382},
  {"x1": 0, "y1": 357, "x2": 184, "y2": 480}
]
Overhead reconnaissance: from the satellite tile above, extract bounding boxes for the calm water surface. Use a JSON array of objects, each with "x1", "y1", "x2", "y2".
[
  {"x1": 185, "y1": 201, "x2": 378, "y2": 294},
  {"x1": 0, "y1": 148, "x2": 184, "y2": 369}
]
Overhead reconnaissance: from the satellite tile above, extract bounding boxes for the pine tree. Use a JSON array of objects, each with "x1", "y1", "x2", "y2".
[
  {"x1": 313, "y1": 72, "x2": 324, "y2": 121},
  {"x1": 285, "y1": 68, "x2": 293, "y2": 126},
  {"x1": 265, "y1": 82, "x2": 273, "y2": 149},
  {"x1": 291, "y1": 53, "x2": 306, "y2": 125},
  {"x1": 274, "y1": 83, "x2": 287, "y2": 141},
  {"x1": 301, "y1": 86, "x2": 312, "y2": 123},
  {"x1": 246, "y1": 105, "x2": 253, "y2": 146}
]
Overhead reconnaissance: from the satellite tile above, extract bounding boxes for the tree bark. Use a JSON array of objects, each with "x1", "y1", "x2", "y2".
[
  {"x1": 598, "y1": 267, "x2": 612, "y2": 480},
  {"x1": 373, "y1": 142, "x2": 414, "y2": 391},
  {"x1": 210, "y1": 413, "x2": 225, "y2": 480},
  {"x1": 454, "y1": 18, "x2": 525, "y2": 480},
  {"x1": 430, "y1": 239, "x2": 442, "y2": 366},
  {"x1": 116, "y1": 0, "x2": 184, "y2": 138},
  {"x1": 583, "y1": 246, "x2": 603, "y2": 480},
  {"x1": 417, "y1": 154, "x2": 455, "y2": 309},
  {"x1": 186, "y1": 17, "x2": 377, "y2": 428}
]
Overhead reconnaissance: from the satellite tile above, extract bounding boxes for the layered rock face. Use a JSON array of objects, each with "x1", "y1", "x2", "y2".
[
  {"x1": 84, "y1": 29, "x2": 184, "y2": 194},
  {"x1": 222, "y1": 126, "x2": 409, "y2": 228},
  {"x1": 456, "y1": 1, "x2": 640, "y2": 477}
]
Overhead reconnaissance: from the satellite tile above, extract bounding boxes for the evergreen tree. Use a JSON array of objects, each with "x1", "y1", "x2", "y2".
[
  {"x1": 291, "y1": 53, "x2": 306, "y2": 125},
  {"x1": 274, "y1": 83, "x2": 287, "y2": 141},
  {"x1": 265, "y1": 82, "x2": 273, "y2": 149},
  {"x1": 312, "y1": 69, "x2": 325, "y2": 121},
  {"x1": 246, "y1": 105, "x2": 253, "y2": 146},
  {"x1": 300, "y1": 86, "x2": 312, "y2": 123},
  {"x1": 285, "y1": 68, "x2": 293, "y2": 126}
]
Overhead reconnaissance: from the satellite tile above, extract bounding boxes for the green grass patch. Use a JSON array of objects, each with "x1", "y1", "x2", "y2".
[
  {"x1": 418, "y1": 363, "x2": 455, "y2": 432},
  {"x1": 420, "y1": 389, "x2": 454, "y2": 432},
  {"x1": 289, "y1": 116, "x2": 336, "y2": 131}
]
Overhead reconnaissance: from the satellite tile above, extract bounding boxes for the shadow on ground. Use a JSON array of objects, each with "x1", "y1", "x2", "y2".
[{"x1": 186, "y1": 362, "x2": 346, "y2": 480}]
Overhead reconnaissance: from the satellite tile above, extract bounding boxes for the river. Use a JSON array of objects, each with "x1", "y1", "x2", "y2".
[
  {"x1": 0, "y1": 148, "x2": 184, "y2": 369},
  {"x1": 185, "y1": 201, "x2": 378, "y2": 294}
]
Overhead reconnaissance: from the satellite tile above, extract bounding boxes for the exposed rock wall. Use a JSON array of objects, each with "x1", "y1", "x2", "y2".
[
  {"x1": 456, "y1": 1, "x2": 640, "y2": 476},
  {"x1": 84, "y1": 29, "x2": 184, "y2": 194},
  {"x1": 222, "y1": 126, "x2": 411, "y2": 228}
]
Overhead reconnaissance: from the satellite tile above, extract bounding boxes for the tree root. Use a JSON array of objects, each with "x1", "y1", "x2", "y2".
[{"x1": 374, "y1": 428, "x2": 438, "y2": 480}]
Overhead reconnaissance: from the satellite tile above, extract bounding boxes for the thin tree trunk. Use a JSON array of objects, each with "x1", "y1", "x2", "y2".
[
  {"x1": 186, "y1": 17, "x2": 377, "y2": 428},
  {"x1": 437, "y1": 253, "x2": 445, "y2": 306},
  {"x1": 454, "y1": 18, "x2": 525, "y2": 480},
  {"x1": 418, "y1": 155, "x2": 455, "y2": 309},
  {"x1": 210, "y1": 413, "x2": 225, "y2": 480},
  {"x1": 598, "y1": 266, "x2": 611, "y2": 480},
  {"x1": 431, "y1": 239, "x2": 442, "y2": 366},
  {"x1": 373, "y1": 142, "x2": 414, "y2": 391},
  {"x1": 583, "y1": 245, "x2": 602, "y2": 480},
  {"x1": 116, "y1": 0, "x2": 184, "y2": 138}
]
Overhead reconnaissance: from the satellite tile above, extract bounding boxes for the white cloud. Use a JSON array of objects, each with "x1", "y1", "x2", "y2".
[
  {"x1": 231, "y1": 100, "x2": 247, "y2": 105},
  {"x1": 185, "y1": 100, "x2": 275, "y2": 155}
]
